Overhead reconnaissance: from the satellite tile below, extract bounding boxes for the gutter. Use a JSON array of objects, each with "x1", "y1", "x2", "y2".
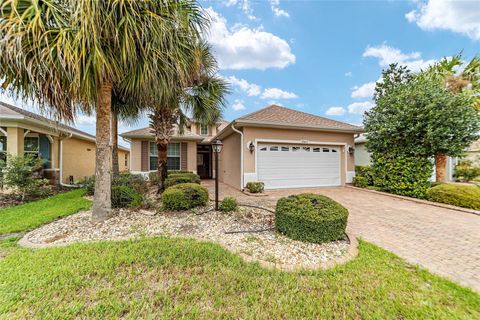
[{"x1": 231, "y1": 122, "x2": 244, "y2": 190}]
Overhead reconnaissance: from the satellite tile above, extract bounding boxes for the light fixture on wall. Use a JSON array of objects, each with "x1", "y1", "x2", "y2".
[
  {"x1": 248, "y1": 141, "x2": 255, "y2": 153},
  {"x1": 348, "y1": 146, "x2": 355, "y2": 154}
]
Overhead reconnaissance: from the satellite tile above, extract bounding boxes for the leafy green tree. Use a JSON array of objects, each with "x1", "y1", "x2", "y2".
[{"x1": 0, "y1": 0, "x2": 207, "y2": 221}]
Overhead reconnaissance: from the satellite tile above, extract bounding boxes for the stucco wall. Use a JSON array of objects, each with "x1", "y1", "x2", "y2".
[
  {"x1": 241, "y1": 126, "x2": 355, "y2": 186},
  {"x1": 187, "y1": 141, "x2": 197, "y2": 172},
  {"x1": 61, "y1": 137, "x2": 96, "y2": 183},
  {"x1": 354, "y1": 143, "x2": 371, "y2": 166},
  {"x1": 118, "y1": 149, "x2": 129, "y2": 172},
  {"x1": 219, "y1": 131, "x2": 241, "y2": 188}
]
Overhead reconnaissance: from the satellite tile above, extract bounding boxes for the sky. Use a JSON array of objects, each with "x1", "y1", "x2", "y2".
[{"x1": 1, "y1": 0, "x2": 479, "y2": 147}]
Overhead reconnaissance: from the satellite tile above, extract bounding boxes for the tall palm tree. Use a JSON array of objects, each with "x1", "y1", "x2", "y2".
[
  {"x1": 0, "y1": 0, "x2": 207, "y2": 221},
  {"x1": 150, "y1": 42, "x2": 229, "y2": 192},
  {"x1": 425, "y1": 55, "x2": 480, "y2": 182}
]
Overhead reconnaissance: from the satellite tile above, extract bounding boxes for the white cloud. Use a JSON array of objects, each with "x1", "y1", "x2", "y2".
[
  {"x1": 406, "y1": 0, "x2": 480, "y2": 40},
  {"x1": 232, "y1": 99, "x2": 246, "y2": 111},
  {"x1": 270, "y1": 0, "x2": 289, "y2": 17},
  {"x1": 351, "y1": 82, "x2": 376, "y2": 99},
  {"x1": 348, "y1": 101, "x2": 375, "y2": 115},
  {"x1": 261, "y1": 88, "x2": 298, "y2": 99},
  {"x1": 344, "y1": 71, "x2": 352, "y2": 77},
  {"x1": 205, "y1": 8, "x2": 295, "y2": 70},
  {"x1": 325, "y1": 107, "x2": 346, "y2": 116},
  {"x1": 75, "y1": 114, "x2": 96, "y2": 125},
  {"x1": 225, "y1": 0, "x2": 238, "y2": 7},
  {"x1": 226, "y1": 76, "x2": 261, "y2": 96},
  {"x1": 363, "y1": 44, "x2": 436, "y2": 72}
]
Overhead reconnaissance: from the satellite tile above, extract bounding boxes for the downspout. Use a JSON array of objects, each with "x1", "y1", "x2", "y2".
[
  {"x1": 59, "y1": 133, "x2": 76, "y2": 187},
  {"x1": 231, "y1": 122, "x2": 244, "y2": 190}
]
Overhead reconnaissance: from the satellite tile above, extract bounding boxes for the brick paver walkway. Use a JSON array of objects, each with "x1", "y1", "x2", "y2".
[{"x1": 203, "y1": 180, "x2": 480, "y2": 292}]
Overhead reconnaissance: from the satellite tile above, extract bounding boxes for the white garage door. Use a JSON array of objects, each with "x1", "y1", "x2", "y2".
[{"x1": 257, "y1": 143, "x2": 341, "y2": 189}]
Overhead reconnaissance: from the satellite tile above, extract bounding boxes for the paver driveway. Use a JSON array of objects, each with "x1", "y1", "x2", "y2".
[{"x1": 203, "y1": 180, "x2": 480, "y2": 292}]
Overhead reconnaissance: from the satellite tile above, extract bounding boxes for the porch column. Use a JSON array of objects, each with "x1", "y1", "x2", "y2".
[{"x1": 6, "y1": 127, "x2": 24, "y2": 156}]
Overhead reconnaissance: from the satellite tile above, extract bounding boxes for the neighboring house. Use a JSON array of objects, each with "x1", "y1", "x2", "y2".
[
  {"x1": 0, "y1": 102, "x2": 130, "y2": 185},
  {"x1": 353, "y1": 134, "x2": 480, "y2": 182},
  {"x1": 120, "y1": 118, "x2": 229, "y2": 179},
  {"x1": 123, "y1": 105, "x2": 363, "y2": 190}
]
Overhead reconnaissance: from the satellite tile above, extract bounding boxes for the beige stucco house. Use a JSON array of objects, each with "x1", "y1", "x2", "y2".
[
  {"x1": 122, "y1": 105, "x2": 363, "y2": 190},
  {"x1": 0, "y1": 102, "x2": 130, "y2": 185}
]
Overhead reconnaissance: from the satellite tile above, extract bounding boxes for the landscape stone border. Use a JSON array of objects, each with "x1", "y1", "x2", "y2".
[{"x1": 347, "y1": 185, "x2": 480, "y2": 216}]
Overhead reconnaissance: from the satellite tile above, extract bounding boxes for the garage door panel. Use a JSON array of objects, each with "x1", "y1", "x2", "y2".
[{"x1": 257, "y1": 143, "x2": 341, "y2": 189}]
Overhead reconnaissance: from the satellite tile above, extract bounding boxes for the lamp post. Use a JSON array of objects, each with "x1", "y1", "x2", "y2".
[{"x1": 212, "y1": 139, "x2": 223, "y2": 211}]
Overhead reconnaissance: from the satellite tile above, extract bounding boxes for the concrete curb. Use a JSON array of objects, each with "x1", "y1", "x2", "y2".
[{"x1": 346, "y1": 185, "x2": 480, "y2": 216}]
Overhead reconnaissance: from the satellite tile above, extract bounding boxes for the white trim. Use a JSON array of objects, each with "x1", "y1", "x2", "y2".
[
  {"x1": 253, "y1": 138, "x2": 347, "y2": 188},
  {"x1": 0, "y1": 127, "x2": 6, "y2": 135},
  {"x1": 231, "y1": 123, "x2": 244, "y2": 189},
  {"x1": 23, "y1": 129, "x2": 31, "y2": 137},
  {"x1": 46, "y1": 135, "x2": 54, "y2": 144}
]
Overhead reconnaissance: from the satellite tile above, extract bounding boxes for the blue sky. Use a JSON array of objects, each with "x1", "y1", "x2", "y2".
[{"x1": 1, "y1": 0, "x2": 479, "y2": 146}]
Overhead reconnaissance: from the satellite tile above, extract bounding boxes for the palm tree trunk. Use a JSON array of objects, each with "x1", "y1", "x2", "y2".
[
  {"x1": 111, "y1": 112, "x2": 119, "y2": 176},
  {"x1": 149, "y1": 108, "x2": 175, "y2": 193},
  {"x1": 92, "y1": 79, "x2": 113, "y2": 222},
  {"x1": 435, "y1": 153, "x2": 447, "y2": 183}
]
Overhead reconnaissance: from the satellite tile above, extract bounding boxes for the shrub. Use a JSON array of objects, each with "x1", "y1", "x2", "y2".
[
  {"x1": 80, "y1": 176, "x2": 95, "y2": 196},
  {"x1": 162, "y1": 183, "x2": 209, "y2": 211},
  {"x1": 111, "y1": 185, "x2": 142, "y2": 208},
  {"x1": 219, "y1": 197, "x2": 238, "y2": 212},
  {"x1": 168, "y1": 170, "x2": 193, "y2": 175},
  {"x1": 352, "y1": 176, "x2": 369, "y2": 188},
  {"x1": 426, "y1": 184, "x2": 480, "y2": 210},
  {"x1": 148, "y1": 172, "x2": 159, "y2": 186},
  {"x1": 2, "y1": 154, "x2": 50, "y2": 200},
  {"x1": 354, "y1": 165, "x2": 374, "y2": 186},
  {"x1": 454, "y1": 160, "x2": 480, "y2": 182},
  {"x1": 246, "y1": 181, "x2": 264, "y2": 193},
  {"x1": 164, "y1": 173, "x2": 200, "y2": 188},
  {"x1": 113, "y1": 173, "x2": 148, "y2": 195},
  {"x1": 371, "y1": 154, "x2": 432, "y2": 199},
  {"x1": 275, "y1": 193, "x2": 348, "y2": 243}
]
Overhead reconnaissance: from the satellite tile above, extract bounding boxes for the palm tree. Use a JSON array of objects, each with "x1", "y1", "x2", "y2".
[
  {"x1": 0, "y1": 0, "x2": 207, "y2": 221},
  {"x1": 425, "y1": 55, "x2": 480, "y2": 182},
  {"x1": 150, "y1": 42, "x2": 229, "y2": 191}
]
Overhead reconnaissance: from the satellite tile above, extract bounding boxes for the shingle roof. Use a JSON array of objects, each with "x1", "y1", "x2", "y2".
[
  {"x1": 237, "y1": 105, "x2": 363, "y2": 132},
  {"x1": 121, "y1": 126, "x2": 204, "y2": 140},
  {"x1": 0, "y1": 102, "x2": 129, "y2": 151}
]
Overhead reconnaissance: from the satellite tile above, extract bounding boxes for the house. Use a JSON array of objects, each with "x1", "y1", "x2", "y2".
[
  {"x1": 122, "y1": 105, "x2": 363, "y2": 190},
  {"x1": 354, "y1": 134, "x2": 480, "y2": 182},
  {"x1": 0, "y1": 102, "x2": 130, "y2": 185}
]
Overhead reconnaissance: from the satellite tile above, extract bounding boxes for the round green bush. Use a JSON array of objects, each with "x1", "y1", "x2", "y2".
[
  {"x1": 426, "y1": 184, "x2": 480, "y2": 210},
  {"x1": 219, "y1": 197, "x2": 238, "y2": 212},
  {"x1": 275, "y1": 193, "x2": 348, "y2": 243},
  {"x1": 352, "y1": 176, "x2": 369, "y2": 188},
  {"x1": 162, "y1": 183, "x2": 209, "y2": 211},
  {"x1": 164, "y1": 173, "x2": 201, "y2": 188},
  {"x1": 246, "y1": 181, "x2": 264, "y2": 193},
  {"x1": 111, "y1": 185, "x2": 142, "y2": 208}
]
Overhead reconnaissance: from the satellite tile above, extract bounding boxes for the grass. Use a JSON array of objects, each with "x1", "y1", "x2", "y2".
[
  {"x1": 0, "y1": 189, "x2": 91, "y2": 235},
  {"x1": 0, "y1": 238, "x2": 478, "y2": 319}
]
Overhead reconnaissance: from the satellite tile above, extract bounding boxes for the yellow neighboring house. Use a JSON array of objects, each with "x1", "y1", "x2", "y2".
[{"x1": 0, "y1": 102, "x2": 130, "y2": 185}]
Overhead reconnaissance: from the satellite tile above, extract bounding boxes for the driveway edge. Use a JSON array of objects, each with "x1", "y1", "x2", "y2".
[{"x1": 346, "y1": 185, "x2": 480, "y2": 216}]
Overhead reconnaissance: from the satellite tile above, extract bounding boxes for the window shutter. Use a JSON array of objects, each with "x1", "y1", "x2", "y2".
[
  {"x1": 141, "y1": 141, "x2": 149, "y2": 172},
  {"x1": 181, "y1": 142, "x2": 187, "y2": 170}
]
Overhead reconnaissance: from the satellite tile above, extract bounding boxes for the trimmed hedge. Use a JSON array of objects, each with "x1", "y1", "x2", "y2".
[
  {"x1": 219, "y1": 197, "x2": 238, "y2": 212},
  {"x1": 352, "y1": 176, "x2": 369, "y2": 188},
  {"x1": 162, "y1": 183, "x2": 209, "y2": 211},
  {"x1": 164, "y1": 173, "x2": 201, "y2": 188},
  {"x1": 354, "y1": 165, "x2": 374, "y2": 187},
  {"x1": 111, "y1": 186, "x2": 142, "y2": 208},
  {"x1": 168, "y1": 170, "x2": 193, "y2": 175},
  {"x1": 426, "y1": 184, "x2": 480, "y2": 210},
  {"x1": 371, "y1": 154, "x2": 432, "y2": 199},
  {"x1": 275, "y1": 193, "x2": 348, "y2": 243},
  {"x1": 246, "y1": 181, "x2": 264, "y2": 193}
]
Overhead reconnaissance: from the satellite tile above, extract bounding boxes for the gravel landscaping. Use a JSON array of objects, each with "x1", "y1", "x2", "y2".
[{"x1": 20, "y1": 203, "x2": 353, "y2": 270}]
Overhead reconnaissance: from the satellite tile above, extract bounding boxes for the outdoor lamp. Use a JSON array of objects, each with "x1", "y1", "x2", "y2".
[{"x1": 212, "y1": 139, "x2": 223, "y2": 210}]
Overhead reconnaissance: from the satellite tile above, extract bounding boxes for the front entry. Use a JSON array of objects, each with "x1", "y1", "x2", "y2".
[{"x1": 197, "y1": 145, "x2": 212, "y2": 179}]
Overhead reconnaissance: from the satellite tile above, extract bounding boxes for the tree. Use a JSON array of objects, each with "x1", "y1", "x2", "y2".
[
  {"x1": 365, "y1": 64, "x2": 480, "y2": 183},
  {"x1": 422, "y1": 55, "x2": 480, "y2": 182},
  {"x1": 0, "y1": 0, "x2": 207, "y2": 221},
  {"x1": 149, "y1": 42, "x2": 229, "y2": 192}
]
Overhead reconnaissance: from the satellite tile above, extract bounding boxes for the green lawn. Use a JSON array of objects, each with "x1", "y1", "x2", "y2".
[
  {"x1": 0, "y1": 189, "x2": 91, "y2": 235},
  {"x1": 0, "y1": 238, "x2": 478, "y2": 319}
]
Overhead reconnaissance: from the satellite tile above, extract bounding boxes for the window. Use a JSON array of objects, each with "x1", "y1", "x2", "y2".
[
  {"x1": 24, "y1": 136, "x2": 39, "y2": 157},
  {"x1": 260, "y1": 146, "x2": 267, "y2": 151},
  {"x1": 292, "y1": 147, "x2": 300, "y2": 152},
  {"x1": 124, "y1": 154, "x2": 128, "y2": 166},
  {"x1": 269, "y1": 146, "x2": 279, "y2": 151},
  {"x1": 0, "y1": 135, "x2": 6, "y2": 164},
  {"x1": 332, "y1": 149, "x2": 338, "y2": 153},
  {"x1": 303, "y1": 147, "x2": 311, "y2": 152},
  {"x1": 149, "y1": 142, "x2": 180, "y2": 171},
  {"x1": 200, "y1": 124, "x2": 208, "y2": 136},
  {"x1": 281, "y1": 146, "x2": 289, "y2": 152},
  {"x1": 322, "y1": 147, "x2": 330, "y2": 153},
  {"x1": 313, "y1": 147, "x2": 320, "y2": 152}
]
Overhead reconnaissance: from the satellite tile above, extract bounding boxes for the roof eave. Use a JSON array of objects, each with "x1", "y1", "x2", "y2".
[{"x1": 235, "y1": 120, "x2": 365, "y2": 133}]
